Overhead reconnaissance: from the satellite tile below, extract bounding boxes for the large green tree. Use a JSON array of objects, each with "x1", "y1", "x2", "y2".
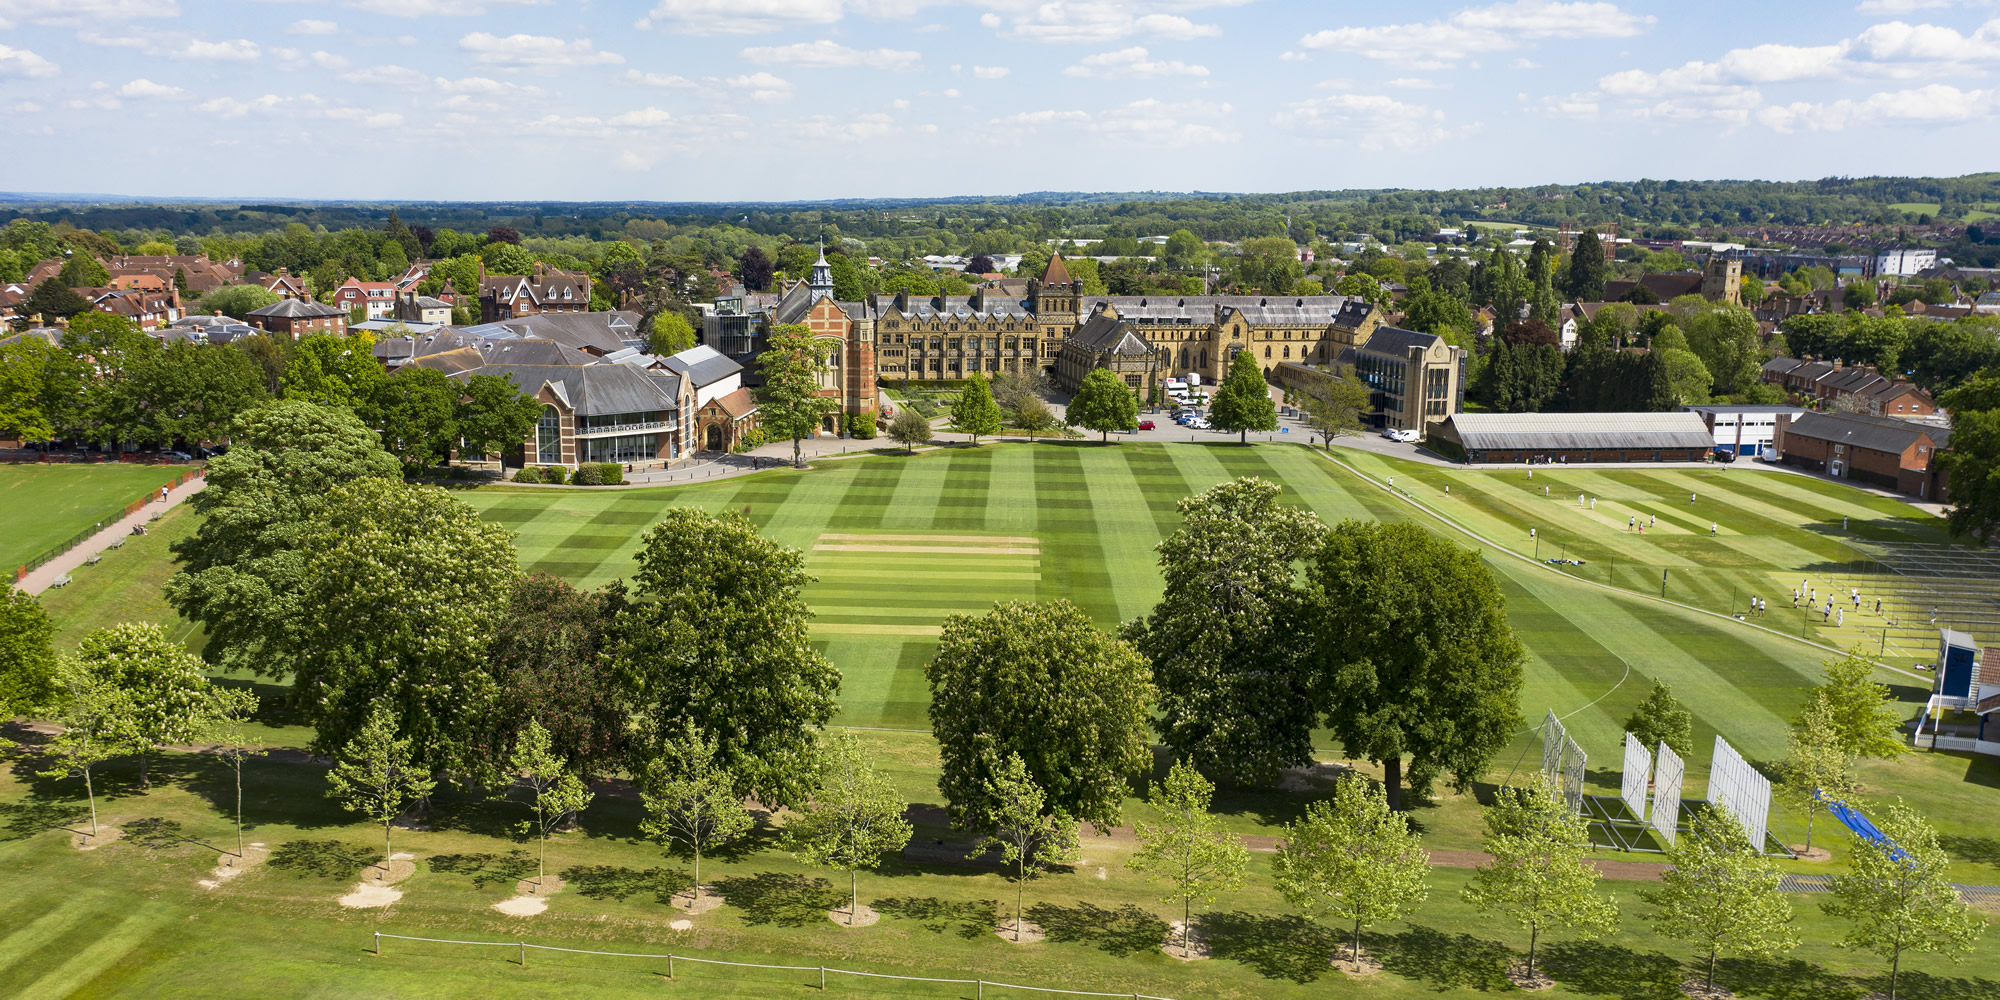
[
  {"x1": 364, "y1": 367, "x2": 459, "y2": 469},
  {"x1": 927, "y1": 600, "x2": 1153, "y2": 830},
  {"x1": 949, "y1": 372, "x2": 1004, "y2": 442},
  {"x1": 483, "y1": 574, "x2": 630, "y2": 781},
  {"x1": 1823, "y1": 801, "x2": 1985, "y2": 999},
  {"x1": 1275, "y1": 773, "x2": 1430, "y2": 966},
  {"x1": 1306, "y1": 520, "x2": 1525, "y2": 810},
  {"x1": 1773, "y1": 693, "x2": 1856, "y2": 853},
  {"x1": 1124, "y1": 477, "x2": 1321, "y2": 783},
  {"x1": 1565, "y1": 230, "x2": 1606, "y2": 301},
  {"x1": 282, "y1": 332, "x2": 382, "y2": 409},
  {"x1": 291, "y1": 478, "x2": 518, "y2": 775},
  {"x1": 1209, "y1": 349, "x2": 1277, "y2": 444},
  {"x1": 1065, "y1": 368, "x2": 1138, "y2": 442},
  {"x1": 1294, "y1": 367, "x2": 1372, "y2": 446},
  {"x1": 613, "y1": 507, "x2": 838, "y2": 805},
  {"x1": 454, "y1": 373, "x2": 542, "y2": 463},
  {"x1": 1622, "y1": 681, "x2": 1694, "y2": 759},
  {"x1": 166, "y1": 400, "x2": 403, "y2": 678},
  {"x1": 1809, "y1": 648, "x2": 1907, "y2": 759},
  {"x1": 757, "y1": 323, "x2": 837, "y2": 468},
  {"x1": 77, "y1": 622, "x2": 212, "y2": 789},
  {"x1": 123, "y1": 341, "x2": 268, "y2": 447},
  {"x1": 200, "y1": 284, "x2": 280, "y2": 320},
  {"x1": 1938, "y1": 373, "x2": 2000, "y2": 542},
  {"x1": 0, "y1": 589, "x2": 57, "y2": 717}
]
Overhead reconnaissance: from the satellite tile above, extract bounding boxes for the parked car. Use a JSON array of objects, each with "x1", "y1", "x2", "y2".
[
  {"x1": 1137, "y1": 420, "x2": 1156, "y2": 431},
  {"x1": 1712, "y1": 447, "x2": 1737, "y2": 463},
  {"x1": 1190, "y1": 417, "x2": 1212, "y2": 429},
  {"x1": 163, "y1": 449, "x2": 193, "y2": 461},
  {"x1": 1381, "y1": 428, "x2": 1401, "y2": 440},
  {"x1": 1394, "y1": 429, "x2": 1422, "y2": 443}
]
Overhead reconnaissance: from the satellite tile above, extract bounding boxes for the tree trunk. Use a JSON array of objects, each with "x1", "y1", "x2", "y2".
[
  {"x1": 1184, "y1": 897, "x2": 1193, "y2": 952},
  {"x1": 235, "y1": 762, "x2": 244, "y2": 860},
  {"x1": 693, "y1": 846, "x2": 702, "y2": 903},
  {"x1": 850, "y1": 868, "x2": 858, "y2": 921},
  {"x1": 1805, "y1": 807, "x2": 1814, "y2": 852},
  {"x1": 538, "y1": 829, "x2": 548, "y2": 892},
  {"x1": 1383, "y1": 756, "x2": 1404, "y2": 811},
  {"x1": 1890, "y1": 947, "x2": 1900, "y2": 1000},
  {"x1": 1353, "y1": 917, "x2": 1364, "y2": 964},
  {"x1": 1015, "y1": 866, "x2": 1025, "y2": 941},
  {"x1": 138, "y1": 749, "x2": 149, "y2": 790},
  {"x1": 1240, "y1": 428, "x2": 1247, "y2": 445},
  {"x1": 384, "y1": 818, "x2": 393, "y2": 878},
  {"x1": 1527, "y1": 923, "x2": 1539, "y2": 978},
  {"x1": 1707, "y1": 947, "x2": 1717, "y2": 989},
  {"x1": 793, "y1": 435, "x2": 803, "y2": 469},
  {"x1": 85, "y1": 767, "x2": 98, "y2": 838}
]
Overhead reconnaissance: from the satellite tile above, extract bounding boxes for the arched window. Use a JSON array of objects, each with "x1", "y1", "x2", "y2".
[
  {"x1": 819, "y1": 341, "x2": 841, "y2": 391},
  {"x1": 536, "y1": 405, "x2": 561, "y2": 464}
]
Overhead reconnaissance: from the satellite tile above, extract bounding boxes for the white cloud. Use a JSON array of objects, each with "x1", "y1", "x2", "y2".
[
  {"x1": 459, "y1": 32, "x2": 624, "y2": 67},
  {"x1": 199, "y1": 94, "x2": 306, "y2": 119},
  {"x1": 726, "y1": 71, "x2": 792, "y2": 101},
  {"x1": 798, "y1": 111, "x2": 898, "y2": 140},
  {"x1": 0, "y1": 0, "x2": 178, "y2": 29},
  {"x1": 345, "y1": 0, "x2": 549, "y2": 14},
  {"x1": 1599, "y1": 42, "x2": 1850, "y2": 97},
  {"x1": 609, "y1": 106, "x2": 674, "y2": 126},
  {"x1": 1277, "y1": 92, "x2": 1450, "y2": 150},
  {"x1": 1388, "y1": 76, "x2": 1446, "y2": 89},
  {"x1": 1301, "y1": 1, "x2": 1653, "y2": 65},
  {"x1": 68, "y1": 94, "x2": 122, "y2": 110},
  {"x1": 1062, "y1": 46, "x2": 1209, "y2": 79},
  {"x1": 1855, "y1": 0, "x2": 1968, "y2": 12},
  {"x1": 1512, "y1": 57, "x2": 1539, "y2": 69},
  {"x1": 11, "y1": 100, "x2": 43, "y2": 112},
  {"x1": 0, "y1": 43, "x2": 58, "y2": 77},
  {"x1": 117, "y1": 77, "x2": 182, "y2": 97},
  {"x1": 626, "y1": 69, "x2": 698, "y2": 87},
  {"x1": 1857, "y1": 18, "x2": 2000, "y2": 62},
  {"x1": 739, "y1": 39, "x2": 921, "y2": 70},
  {"x1": 635, "y1": 0, "x2": 929, "y2": 36},
  {"x1": 342, "y1": 64, "x2": 433, "y2": 87},
  {"x1": 1758, "y1": 83, "x2": 1996, "y2": 132},
  {"x1": 615, "y1": 149, "x2": 653, "y2": 171},
  {"x1": 972, "y1": 64, "x2": 1009, "y2": 78},
  {"x1": 287, "y1": 18, "x2": 338, "y2": 35},
  {"x1": 1279, "y1": 50, "x2": 1307, "y2": 61},
  {"x1": 1093, "y1": 97, "x2": 1238, "y2": 144},
  {"x1": 439, "y1": 75, "x2": 540, "y2": 95},
  {"x1": 174, "y1": 38, "x2": 261, "y2": 61},
  {"x1": 76, "y1": 30, "x2": 147, "y2": 49},
  {"x1": 324, "y1": 106, "x2": 405, "y2": 127},
  {"x1": 977, "y1": 0, "x2": 1237, "y2": 44},
  {"x1": 995, "y1": 108, "x2": 1089, "y2": 124}
]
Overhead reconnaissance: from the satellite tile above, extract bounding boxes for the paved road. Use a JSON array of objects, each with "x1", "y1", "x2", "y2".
[{"x1": 14, "y1": 475, "x2": 206, "y2": 595}]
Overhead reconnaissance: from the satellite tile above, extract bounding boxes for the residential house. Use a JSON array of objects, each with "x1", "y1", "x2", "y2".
[
  {"x1": 394, "y1": 289, "x2": 452, "y2": 326},
  {"x1": 476, "y1": 262, "x2": 593, "y2": 322},
  {"x1": 87, "y1": 287, "x2": 181, "y2": 330},
  {"x1": 1758, "y1": 357, "x2": 1937, "y2": 417},
  {"x1": 246, "y1": 297, "x2": 347, "y2": 338},
  {"x1": 331, "y1": 278, "x2": 400, "y2": 319}
]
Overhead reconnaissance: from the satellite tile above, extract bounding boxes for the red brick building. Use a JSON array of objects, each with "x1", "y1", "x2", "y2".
[
  {"x1": 331, "y1": 278, "x2": 400, "y2": 319},
  {"x1": 246, "y1": 297, "x2": 347, "y2": 338},
  {"x1": 1774, "y1": 411, "x2": 1950, "y2": 499},
  {"x1": 477, "y1": 263, "x2": 592, "y2": 322},
  {"x1": 766, "y1": 248, "x2": 877, "y2": 433}
]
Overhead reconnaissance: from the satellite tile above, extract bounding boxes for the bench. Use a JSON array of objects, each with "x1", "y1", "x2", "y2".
[
  {"x1": 110, "y1": 537, "x2": 125, "y2": 549},
  {"x1": 50, "y1": 573, "x2": 71, "y2": 588},
  {"x1": 86, "y1": 553, "x2": 101, "y2": 565}
]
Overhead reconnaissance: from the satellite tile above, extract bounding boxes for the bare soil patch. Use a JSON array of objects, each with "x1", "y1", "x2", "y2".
[
  {"x1": 199, "y1": 844, "x2": 272, "y2": 889},
  {"x1": 1331, "y1": 947, "x2": 1382, "y2": 977},
  {"x1": 493, "y1": 895, "x2": 549, "y2": 917},
  {"x1": 994, "y1": 918, "x2": 1045, "y2": 944},
  {"x1": 368, "y1": 853, "x2": 417, "y2": 886},
  {"x1": 516, "y1": 874, "x2": 566, "y2": 896},
  {"x1": 338, "y1": 883, "x2": 403, "y2": 909},
  {"x1": 671, "y1": 887, "x2": 725, "y2": 914},
  {"x1": 1506, "y1": 966, "x2": 1555, "y2": 991},
  {"x1": 828, "y1": 904, "x2": 880, "y2": 928},
  {"x1": 71, "y1": 825, "x2": 124, "y2": 851},
  {"x1": 668, "y1": 918, "x2": 694, "y2": 931},
  {"x1": 1161, "y1": 921, "x2": 1212, "y2": 961},
  {"x1": 1682, "y1": 978, "x2": 1736, "y2": 1000},
  {"x1": 1789, "y1": 846, "x2": 1832, "y2": 862}
]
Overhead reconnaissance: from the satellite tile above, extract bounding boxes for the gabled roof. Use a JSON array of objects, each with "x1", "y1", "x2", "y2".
[
  {"x1": 1069, "y1": 311, "x2": 1152, "y2": 356},
  {"x1": 663, "y1": 344, "x2": 743, "y2": 386},
  {"x1": 1358, "y1": 325, "x2": 1443, "y2": 356},
  {"x1": 709, "y1": 385, "x2": 759, "y2": 419},
  {"x1": 1781, "y1": 411, "x2": 1948, "y2": 454},
  {"x1": 1041, "y1": 252, "x2": 1073, "y2": 288},
  {"x1": 247, "y1": 298, "x2": 343, "y2": 318},
  {"x1": 1445, "y1": 411, "x2": 1715, "y2": 451},
  {"x1": 1976, "y1": 646, "x2": 2000, "y2": 715}
]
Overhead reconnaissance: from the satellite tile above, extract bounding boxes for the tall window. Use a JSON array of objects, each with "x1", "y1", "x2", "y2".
[{"x1": 536, "y1": 405, "x2": 561, "y2": 464}]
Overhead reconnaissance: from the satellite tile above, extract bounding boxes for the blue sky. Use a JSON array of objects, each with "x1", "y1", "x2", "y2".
[{"x1": 1, "y1": 0, "x2": 1997, "y2": 201}]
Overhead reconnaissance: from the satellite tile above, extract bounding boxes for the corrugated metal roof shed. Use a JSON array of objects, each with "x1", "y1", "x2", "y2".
[{"x1": 1445, "y1": 411, "x2": 1714, "y2": 451}]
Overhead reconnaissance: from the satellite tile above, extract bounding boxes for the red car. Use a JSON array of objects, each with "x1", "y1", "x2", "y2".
[{"x1": 1137, "y1": 420, "x2": 1156, "y2": 430}]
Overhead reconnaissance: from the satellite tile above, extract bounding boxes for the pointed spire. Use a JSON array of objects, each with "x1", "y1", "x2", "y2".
[{"x1": 808, "y1": 241, "x2": 835, "y2": 303}]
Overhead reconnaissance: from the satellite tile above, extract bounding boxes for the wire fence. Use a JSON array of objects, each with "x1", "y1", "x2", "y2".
[
  {"x1": 371, "y1": 932, "x2": 1182, "y2": 1000},
  {"x1": 14, "y1": 466, "x2": 204, "y2": 581}
]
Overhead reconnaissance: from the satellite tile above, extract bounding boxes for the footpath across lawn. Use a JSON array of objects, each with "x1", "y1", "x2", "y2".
[{"x1": 0, "y1": 462, "x2": 192, "y2": 571}]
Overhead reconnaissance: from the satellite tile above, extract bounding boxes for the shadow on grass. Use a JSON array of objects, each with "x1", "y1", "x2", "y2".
[
  {"x1": 429, "y1": 850, "x2": 538, "y2": 889},
  {"x1": 873, "y1": 896, "x2": 996, "y2": 939},
  {"x1": 1940, "y1": 834, "x2": 2000, "y2": 866},
  {"x1": 1713, "y1": 957, "x2": 1866, "y2": 1000},
  {"x1": 0, "y1": 796, "x2": 88, "y2": 841},
  {"x1": 560, "y1": 864, "x2": 691, "y2": 904},
  {"x1": 1025, "y1": 901, "x2": 1168, "y2": 958},
  {"x1": 710, "y1": 872, "x2": 843, "y2": 926},
  {"x1": 1373, "y1": 923, "x2": 1514, "y2": 992},
  {"x1": 1865, "y1": 970, "x2": 2000, "y2": 1000},
  {"x1": 1203, "y1": 911, "x2": 1343, "y2": 983},
  {"x1": 1540, "y1": 940, "x2": 1684, "y2": 1000},
  {"x1": 267, "y1": 840, "x2": 383, "y2": 880}
]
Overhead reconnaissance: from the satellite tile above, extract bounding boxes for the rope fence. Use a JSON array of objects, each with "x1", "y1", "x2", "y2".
[{"x1": 371, "y1": 932, "x2": 1182, "y2": 1000}]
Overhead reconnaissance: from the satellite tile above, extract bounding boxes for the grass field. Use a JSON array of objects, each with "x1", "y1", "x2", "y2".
[
  {"x1": 1889, "y1": 201, "x2": 1942, "y2": 216},
  {"x1": 12, "y1": 441, "x2": 1997, "y2": 997},
  {"x1": 0, "y1": 463, "x2": 192, "y2": 570}
]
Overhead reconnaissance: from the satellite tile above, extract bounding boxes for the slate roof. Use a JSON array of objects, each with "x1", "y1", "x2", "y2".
[
  {"x1": 247, "y1": 298, "x2": 343, "y2": 318},
  {"x1": 1781, "y1": 411, "x2": 1949, "y2": 454},
  {"x1": 662, "y1": 344, "x2": 743, "y2": 386},
  {"x1": 1068, "y1": 311, "x2": 1153, "y2": 356},
  {"x1": 1357, "y1": 325, "x2": 1442, "y2": 356},
  {"x1": 492, "y1": 311, "x2": 641, "y2": 353},
  {"x1": 444, "y1": 360, "x2": 682, "y2": 418},
  {"x1": 1444, "y1": 411, "x2": 1715, "y2": 452},
  {"x1": 869, "y1": 293, "x2": 1033, "y2": 321}
]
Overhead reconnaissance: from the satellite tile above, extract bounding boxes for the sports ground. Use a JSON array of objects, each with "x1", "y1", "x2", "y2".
[
  {"x1": 7, "y1": 441, "x2": 1997, "y2": 999},
  {"x1": 464, "y1": 440, "x2": 1950, "y2": 777},
  {"x1": 0, "y1": 463, "x2": 193, "y2": 571}
]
